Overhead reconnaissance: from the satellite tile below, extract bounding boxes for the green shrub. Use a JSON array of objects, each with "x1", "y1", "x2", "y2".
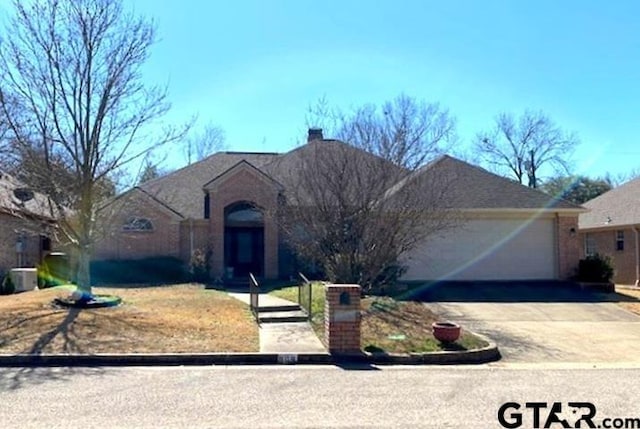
[
  {"x1": 90, "y1": 257, "x2": 187, "y2": 285},
  {"x1": 1, "y1": 274, "x2": 15, "y2": 295},
  {"x1": 576, "y1": 253, "x2": 614, "y2": 283}
]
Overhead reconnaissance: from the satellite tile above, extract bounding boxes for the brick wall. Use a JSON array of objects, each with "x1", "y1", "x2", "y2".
[
  {"x1": 324, "y1": 284, "x2": 361, "y2": 354},
  {"x1": 556, "y1": 214, "x2": 581, "y2": 279},
  {"x1": 206, "y1": 165, "x2": 279, "y2": 279},
  {"x1": 93, "y1": 190, "x2": 181, "y2": 261},
  {"x1": 0, "y1": 213, "x2": 49, "y2": 274},
  {"x1": 179, "y1": 220, "x2": 210, "y2": 263},
  {"x1": 579, "y1": 228, "x2": 637, "y2": 285}
]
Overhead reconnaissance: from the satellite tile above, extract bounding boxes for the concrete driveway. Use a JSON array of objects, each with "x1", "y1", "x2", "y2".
[{"x1": 418, "y1": 282, "x2": 640, "y2": 364}]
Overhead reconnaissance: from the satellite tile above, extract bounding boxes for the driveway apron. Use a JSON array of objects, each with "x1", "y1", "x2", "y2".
[{"x1": 427, "y1": 301, "x2": 640, "y2": 363}]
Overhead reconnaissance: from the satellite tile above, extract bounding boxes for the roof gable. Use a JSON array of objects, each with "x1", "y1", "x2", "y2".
[
  {"x1": 139, "y1": 152, "x2": 278, "y2": 219},
  {"x1": 105, "y1": 187, "x2": 185, "y2": 219},
  {"x1": 579, "y1": 177, "x2": 640, "y2": 229},
  {"x1": 203, "y1": 160, "x2": 283, "y2": 191}
]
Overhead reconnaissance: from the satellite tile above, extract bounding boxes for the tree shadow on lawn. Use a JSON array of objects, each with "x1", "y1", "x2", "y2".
[
  {"x1": 0, "y1": 303, "x2": 170, "y2": 358},
  {"x1": 28, "y1": 307, "x2": 82, "y2": 355},
  {"x1": 0, "y1": 307, "x2": 111, "y2": 392}
]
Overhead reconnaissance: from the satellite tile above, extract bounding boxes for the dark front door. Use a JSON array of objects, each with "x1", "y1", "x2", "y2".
[{"x1": 224, "y1": 227, "x2": 264, "y2": 278}]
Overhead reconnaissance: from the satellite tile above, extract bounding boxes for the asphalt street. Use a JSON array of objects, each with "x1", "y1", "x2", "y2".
[{"x1": 2, "y1": 364, "x2": 640, "y2": 428}]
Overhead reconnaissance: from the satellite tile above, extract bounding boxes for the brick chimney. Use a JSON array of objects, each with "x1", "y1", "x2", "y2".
[{"x1": 307, "y1": 127, "x2": 323, "y2": 142}]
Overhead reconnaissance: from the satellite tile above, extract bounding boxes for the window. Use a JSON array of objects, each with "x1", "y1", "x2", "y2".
[
  {"x1": 224, "y1": 202, "x2": 263, "y2": 226},
  {"x1": 122, "y1": 217, "x2": 153, "y2": 231},
  {"x1": 585, "y1": 233, "x2": 597, "y2": 256},
  {"x1": 616, "y1": 230, "x2": 624, "y2": 251},
  {"x1": 40, "y1": 235, "x2": 51, "y2": 252},
  {"x1": 204, "y1": 194, "x2": 210, "y2": 219}
]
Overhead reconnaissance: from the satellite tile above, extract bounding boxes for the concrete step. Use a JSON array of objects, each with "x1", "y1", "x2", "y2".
[
  {"x1": 258, "y1": 310, "x2": 309, "y2": 323},
  {"x1": 258, "y1": 304, "x2": 301, "y2": 313}
]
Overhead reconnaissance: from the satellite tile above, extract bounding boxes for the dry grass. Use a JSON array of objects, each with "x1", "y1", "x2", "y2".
[
  {"x1": 361, "y1": 297, "x2": 488, "y2": 353},
  {"x1": 269, "y1": 285, "x2": 488, "y2": 353},
  {"x1": 616, "y1": 287, "x2": 640, "y2": 315},
  {"x1": 0, "y1": 284, "x2": 259, "y2": 354}
]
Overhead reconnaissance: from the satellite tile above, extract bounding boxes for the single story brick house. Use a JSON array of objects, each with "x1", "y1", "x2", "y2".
[
  {"x1": 0, "y1": 171, "x2": 56, "y2": 275},
  {"x1": 95, "y1": 130, "x2": 585, "y2": 282},
  {"x1": 579, "y1": 178, "x2": 640, "y2": 285}
]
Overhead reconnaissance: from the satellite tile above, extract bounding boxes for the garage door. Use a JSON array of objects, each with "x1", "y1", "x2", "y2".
[{"x1": 402, "y1": 217, "x2": 557, "y2": 281}]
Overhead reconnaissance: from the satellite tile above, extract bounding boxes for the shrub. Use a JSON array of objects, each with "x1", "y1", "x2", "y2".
[
  {"x1": 90, "y1": 257, "x2": 187, "y2": 285},
  {"x1": 189, "y1": 248, "x2": 212, "y2": 283},
  {"x1": 1, "y1": 274, "x2": 15, "y2": 295},
  {"x1": 370, "y1": 264, "x2": 408, "y2": 295},
  {"x1": 576, "y1": 253, "x2": 614, "y2": 283}
]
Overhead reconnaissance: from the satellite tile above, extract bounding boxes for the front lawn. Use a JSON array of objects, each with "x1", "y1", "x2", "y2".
[
  {"x1": 0, "y1": 284, "x2": 259, "y2": 354},
  {"x1": 616, "y1": 287, "x2": 640, "y2": 315},
  {"x1": 269, "y1": 284, "x2": 489, "y2": 354}
]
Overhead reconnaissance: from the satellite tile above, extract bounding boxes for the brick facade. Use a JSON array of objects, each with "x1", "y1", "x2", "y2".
[
  {"x1": 91, "y1": 155, "x2": 583, "y2": 284},
  {"x1": 0, "y1": 213, "x2": 51, "y2": 275},
  {"x1": 179, "y1": 220, "x2": 210, "y2": 264},
  {"x1": 93, "y1": 189, "x2": 181, "y2": 260},
  {"x1": 556, "y1": 214, "x2": 581, "y2": 279},
  {"x1": 324, "y1": 284, "x2": 362, "y2": 354},
  {"x1": 579, "y1": 228, "x2": 638, "y2": 285},
  {"x1": 204, "y1": 163, "x2": 280, "y2": 279},
  {"x1": 93, "y1": 166, "x2": 282, "y2": 280}
]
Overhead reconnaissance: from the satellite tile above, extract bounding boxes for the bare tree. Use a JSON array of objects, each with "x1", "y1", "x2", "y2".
[
  {"x1": 183, "y1": 121, "x2": 226, "y2": 165},
  {"x1": 275, "y1": 96, "x2": 459, "y2": 291},
  {"x1": 475, "y1": 110, "x2": 578, "y2": 188},
  {"x1": 275, "y1": 142, "x2": 460, "y2": 291},
  {"x1": 307, "y1": 94, "x2": 457, "y2": 170},
  {"x1": 0, "y1": 0, "x2": 186, "y2": 293}
]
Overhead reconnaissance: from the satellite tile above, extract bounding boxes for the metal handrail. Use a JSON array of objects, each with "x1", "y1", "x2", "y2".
[
  {"x1": 298, "y1": 272, "x2": 312, "y2": 320},
  {"x1": 249, "y1": 273, "x2": 259, "y2": 321}
]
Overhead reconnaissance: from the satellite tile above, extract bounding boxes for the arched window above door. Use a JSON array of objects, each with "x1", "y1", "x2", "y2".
[{"x1": 225, "y1": 202, "x2": 263, "y2": 227}]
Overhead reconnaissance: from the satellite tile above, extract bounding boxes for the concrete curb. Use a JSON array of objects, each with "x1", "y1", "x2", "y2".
[
  {"x1": 362, "y1": 333, "x2": 501, "y2": 365},
  {"x1": 0, "y1": 336, "x2": 500, "y2": 367}
]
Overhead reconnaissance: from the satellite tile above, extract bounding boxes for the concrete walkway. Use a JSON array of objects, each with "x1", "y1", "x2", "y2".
[{"x1": 227, "y1": 292, "x2": 326, "y2": 354}]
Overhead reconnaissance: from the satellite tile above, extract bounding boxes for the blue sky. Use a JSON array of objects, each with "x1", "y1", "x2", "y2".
[{"x1": 5, "y1": 0, "x2": 640, "y2": 180}]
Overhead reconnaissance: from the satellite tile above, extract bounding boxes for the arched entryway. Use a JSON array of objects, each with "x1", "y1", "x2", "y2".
[{"x1": 224, "y1": 202, "x2": 264, "y2": 278}]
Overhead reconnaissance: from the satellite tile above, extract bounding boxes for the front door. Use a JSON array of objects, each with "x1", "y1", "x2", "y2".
[{"x1": 224, "y1": 227, "x2": 264, "y2": 278}]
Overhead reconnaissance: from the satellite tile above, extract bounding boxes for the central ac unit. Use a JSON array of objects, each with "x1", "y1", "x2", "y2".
[{"x1": 10, "y1": 268, "x2": 38, "y2": 292}]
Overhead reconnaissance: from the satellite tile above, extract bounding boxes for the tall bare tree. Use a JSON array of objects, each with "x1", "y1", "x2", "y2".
[
  {"x1": 307, "y1": 94, "x2": 457, "y2": 170},
  {"x1": 475, "y1": 110, "x2": 578, "y2": 188},
  {"x1": 277, "y1": 145, "x2": 459, "y2": 290},
  {"x1": 0, "y1": 0, "x2": 185, "y2": 293},
  {"x1": 276, "y1": 96, "x2": 459, "y2": 290},
  {"x1": 183, "y1": 121, "x2": 226, "y2": 165}
]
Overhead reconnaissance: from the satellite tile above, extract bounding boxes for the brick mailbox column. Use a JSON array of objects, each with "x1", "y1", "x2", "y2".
[{"x1": 324, "y1": 284, "x2": 361, "y2": 354}]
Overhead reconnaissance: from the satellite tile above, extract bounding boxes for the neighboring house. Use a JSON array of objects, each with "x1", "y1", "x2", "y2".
[
  {"x1": 95, "y1": 129, "x2": 585, "y2": 282},
  {"x1": 579, "y1": 179, "x2": 640, "y2": 285},
  {"x1": 0, "y1": 171, "x2": 57, "y2": 275}
]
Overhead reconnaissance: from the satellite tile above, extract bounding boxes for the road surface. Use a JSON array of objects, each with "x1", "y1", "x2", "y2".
[{"x1": 2, "y1": 364, "x2": 639, "y2": 428}]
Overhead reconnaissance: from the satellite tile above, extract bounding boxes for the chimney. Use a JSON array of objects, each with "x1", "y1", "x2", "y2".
[{"x1": 307, "y1": 127, "x2": 323, "y2": 142}]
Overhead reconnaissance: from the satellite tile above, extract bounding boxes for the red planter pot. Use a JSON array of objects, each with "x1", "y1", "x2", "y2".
[{"x1": 432, "y1": 321, "x2": 461, "y2": 343}]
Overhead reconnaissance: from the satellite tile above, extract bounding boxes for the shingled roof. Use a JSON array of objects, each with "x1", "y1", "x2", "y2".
[
  {"x1": 579, "y1": 177, "x2": 640, "y2": 230},
  {"x1": 262, "y1": 139, "x2": 406, "y2": 188},
  {"x1": 400, "y1": 155, "x2": 585, "y2": 211},
  {"x1": 0, "y1": 171, "x2": 56, "y2": 220},
  {"x1": 139, "y1": 151, "x2": 279, "y2": 218},
  {"x1": 132, "y1": 142, "x2": 583, "y2": 219}
]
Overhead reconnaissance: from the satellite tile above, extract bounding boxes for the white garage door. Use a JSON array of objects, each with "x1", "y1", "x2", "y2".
[{"x1": 402, "y1": 217, "x2": 557, "y2": 281}]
